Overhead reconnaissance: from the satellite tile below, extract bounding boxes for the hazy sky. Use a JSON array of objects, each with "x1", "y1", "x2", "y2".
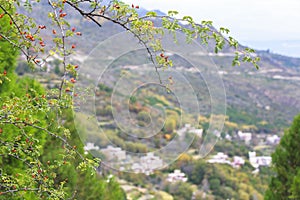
[{"x1": 123, "y1": 0, "x2": 300, "y2": 57}]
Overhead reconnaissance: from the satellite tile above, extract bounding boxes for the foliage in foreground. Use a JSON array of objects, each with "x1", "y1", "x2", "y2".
[
  {"x1": 0, "y1": 6, "x2": 124, "y2": 199},
  {"x1": 265, "y1": 114, "x2": 300, "y2": 200}
]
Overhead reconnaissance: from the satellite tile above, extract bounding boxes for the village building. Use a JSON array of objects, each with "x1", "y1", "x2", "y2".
[
  {"x1": 167, "y1": 169, "x2": 188, "y2": 182},
  {"x1": 132, "y1": 153, "x2": 163, "y2": 175},
  {"x1": 188, "y1": 128, "x2": 203, "y2": 138},
  {"x1": 231, "y1": 156, "x2": 245, "y2": 168},
  {"x1": 238, "y1": 131, "x2": 252, "y2": 144},
  {"x1": 207, "y1": 152, "x2": 231, "y2": 165},
  {"x1": 249, "y1": 151, "x2": 272, "y2": 168},
  {"x1": 84, "y1": 142, "x2": 100, "y2": 151},
  {"x1": 266, "y1": 135, "x2": 280, "y2": 145},
  {"x1": 101, "y1": 145, "x2": 126, "y2": 161}
]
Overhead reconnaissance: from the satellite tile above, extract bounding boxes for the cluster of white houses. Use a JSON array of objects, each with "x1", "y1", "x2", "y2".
[
  {"x1": 230, "y1": 130, "x2": 280, "y2": 146},
  {"x1": 83, "y1": 124, "x2": 204, "y2": 174},
  {"x1": 207, "y1": 152, "x2": 246, "y2": 168},
  {"x1": 83, "y1": 125, "x2": 279, "y2": 175},
  {"x1": 207, "y1": 151, "x2": 272, "y2": 173},
  {"x1": 131, "y1": 153, "x2": 164, "y2": 175},
  {"x1": 84, "y1": 144, "x2": 164, "y2": 175}
]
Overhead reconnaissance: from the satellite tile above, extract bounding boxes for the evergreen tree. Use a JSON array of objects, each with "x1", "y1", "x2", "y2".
[{"x1": 265, "y1": 114, "x2": 300, "y2": 199}]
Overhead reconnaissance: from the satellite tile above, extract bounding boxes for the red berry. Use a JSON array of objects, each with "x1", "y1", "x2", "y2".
[
  {"x1": 70, "y1": 78, "x2": 76, "y2": 83},
  {"x1": 39, "y1": 41, "x2": 45, "y2": 47},
  {"x1": 71, "y1": 44, "x2": 76, "y2": 49},
  {"x1": 59, "y1": 13, "x2": 67, "y2": 18},
  {"x1": 72, "y1": 27, "x2": 76, "y2": 32},
  {"x1": 38, "y1": 25, "x2": 46, "y2": 29}
]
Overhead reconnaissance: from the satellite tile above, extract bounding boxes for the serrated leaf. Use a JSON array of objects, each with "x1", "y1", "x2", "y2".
[{"x1": 146, "y1": 11, "x2": 157, "y2": 17}]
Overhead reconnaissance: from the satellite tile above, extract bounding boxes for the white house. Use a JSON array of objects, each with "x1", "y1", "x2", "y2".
[
  {"x1": 225, "y1": 134, "x2": 232, "y2": 141},
  {"x1": 167, "y1": 169, "x2": 188, "y2": 182},
  {"x1": 84, "y1": 142, "x2": 100, "y2": 151},
  {"x1": 238, "y1": 131, "x2": 252, "y2": 144},
  {"x1": 231, "y1": 156, "x2": 245, "y2": 168},
  {"x1": 258, "y1": 157, "x2": 272, "y2": 166},
  {"x1": 189, "y1": 128, "x2": 203, "y2": 138},
  {"x1": 249, "y1": 151, "x2": 272, "y2": 168},
  {"x1": 140, "y1": 152, "x2": 163, "y2": 170},
  {"x1": 132, "y1": 153, "x2": 164, "y2": 175},
  {"x1": 266, "y1": 135, "x2": 280, "y2": 145},
  {"x1": 101, "y1": 145, "x2": 126, "y2": 161},
  {"x1": 207, "y1": 152, "x2": 231, "y2": 165}
]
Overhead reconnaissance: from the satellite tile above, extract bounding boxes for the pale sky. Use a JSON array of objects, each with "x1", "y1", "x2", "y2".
[{"x1": 123, "y1": 0, "x2": 300, "y2": 57}]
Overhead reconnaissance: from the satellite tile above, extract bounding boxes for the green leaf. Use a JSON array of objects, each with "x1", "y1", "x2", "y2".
[
  {"x1": 168, "y1": 10, "x2": 179, "y2": 16},
  {"x1": 146, "y1": 11, "x2": 157, "y2": 17},
  {"x1": 183, "y1": 16, "x2": 193, "y2": 23}
]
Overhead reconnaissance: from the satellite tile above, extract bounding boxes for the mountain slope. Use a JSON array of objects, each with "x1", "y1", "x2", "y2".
[{"x1": 24, "y1": 3, "x2": 300, "y2": 132}]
